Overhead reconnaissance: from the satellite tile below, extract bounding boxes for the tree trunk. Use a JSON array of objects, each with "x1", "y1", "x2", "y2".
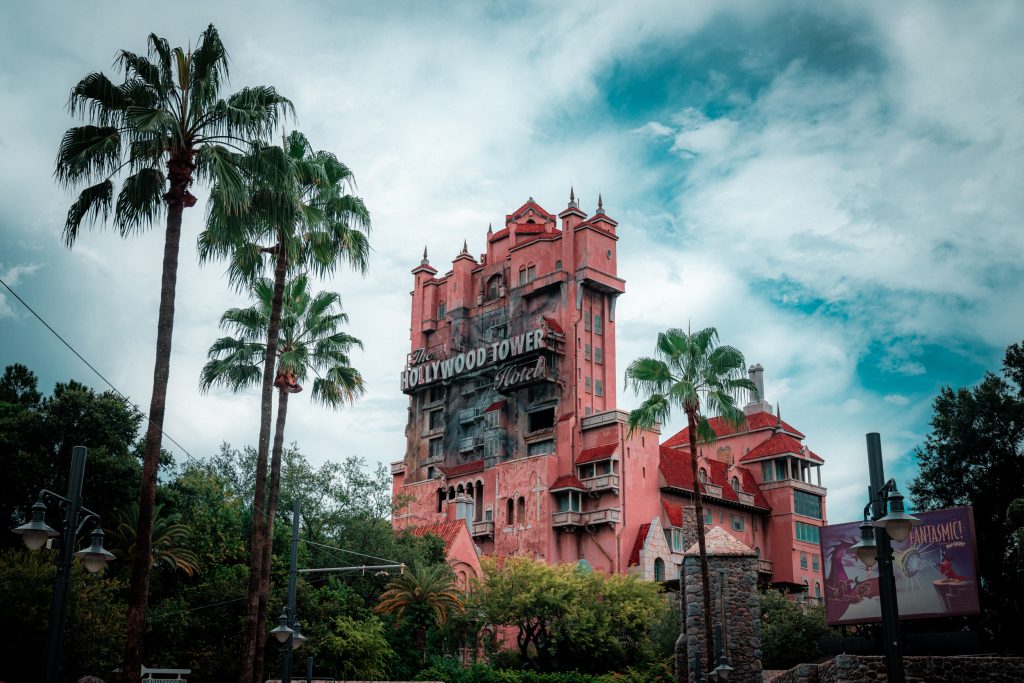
[
  {"x1": 253, "y1": 386, "x2": 290, "y2": 681},
  {"x1": 686, "y1": 408, "x2": 715, "y2": 672},
  {"x1": 239, "y1": 239, "x2": 288, "y2": 683},
  {"x1": 122, "y1": 150, "x2": 192, "y2": 683}
]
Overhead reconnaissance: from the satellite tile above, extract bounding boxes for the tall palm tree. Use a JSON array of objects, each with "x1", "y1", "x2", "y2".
[
  {"x1": 199, "y1": 271, "x2": 367, "y2": 682},
  {"x1": 624, "y1": 327, "x2": 755, "y2": 673},
  {"x1": 110, "y1": 503, "x2": 201, "y2": 577},
  {"x1": 375, "y1": 562, "x2": 466, "y2": 662},
  {"x1": 54, "y1": 25, "x2": 291, "y2": 682}
]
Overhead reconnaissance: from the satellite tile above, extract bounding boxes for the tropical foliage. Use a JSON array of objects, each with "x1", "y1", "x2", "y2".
[
  {"x1": 54, "y1": 24, "x2": 291, "y2": 681},
  {"x1": 376, "y1": 561, "x2": 466, "y2": 662},
  {"x1": 758, "y1": 589, "x2": 830, "y2": 670},
  {"x1": 624, "y1": 327, "x2": 754, "y2": 670},
  {"x1": 110, "y1": 503, "x2": 201, "y2": 577}
]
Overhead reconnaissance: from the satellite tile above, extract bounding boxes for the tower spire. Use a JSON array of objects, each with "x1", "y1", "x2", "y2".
[
  {"x1": 421, "y1": 245, "x2": 429, "y2": 265},
  {"x1": 596, "y1": 192, "x2": 605, "y2": 214},
  {"x1": 569, "y1": 186, "x2": 578, "y2": 209},
  {"x1": 462, "y1": 239, "x2": 468, "y2": 254}
]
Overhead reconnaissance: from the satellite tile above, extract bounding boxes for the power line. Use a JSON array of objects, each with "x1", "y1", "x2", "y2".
[{"x1": 301, "y1": 538, "x2": 402, "y2": 566}]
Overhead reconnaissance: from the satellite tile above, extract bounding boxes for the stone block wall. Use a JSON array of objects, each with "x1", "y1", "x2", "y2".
[
  {"x1": 683, "y1": 553, "x2": 762, "y2": 683},
  {"x1": 769, "y1": 655, "x2": 1024, "y2": 683}
]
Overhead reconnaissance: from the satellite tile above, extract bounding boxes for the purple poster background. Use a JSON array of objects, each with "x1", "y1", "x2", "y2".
[{"x1": 819, "y1": 506, "x2": 980, "y2": 626}]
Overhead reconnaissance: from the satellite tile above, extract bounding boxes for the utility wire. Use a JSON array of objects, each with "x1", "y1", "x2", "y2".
[{"x1": 301, "y1": 538, "x2": 403, "y2": 566}]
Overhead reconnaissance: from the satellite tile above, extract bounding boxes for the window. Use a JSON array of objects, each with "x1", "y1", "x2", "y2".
[
  {"x1": 775, "y1": 459, "x2": 788, "y2": 481},
  {"x1": 555, "y1": 259, "x2": 562, "y2": 271},
  {"x1": 584, "y1": 407, "x2": 592, "y2": 416},
  {"x1": 428, "y1": 385, "x2": 446, "y2": 403},
  {"x1": 483, "y1": 436, "x2": 501, "y2": 460},
  {"x1": 606, "y1": 249, "x2": 613, "y2": 259},
  {"x1": 699, "y1": 469, "x2": 708, "y2": 483},
  {"x1": 527, "y1": 439, "x2": 555, "y2": 456},
  {"x1": 654, "y1": 558, "x2": 665, "y2": 581},
  {"x1": 585, "y1": 377, "x2": 592, "y2": 393},
  {"x1": 754, "y1": 546, "x2": 761, "y2": 557},
  {"x1": 437, "y1": 488, "x2": 445, "y2": 513},
  {"x1": 595, "y1": 380, "x2": 603, "y2": 397},
  {"x1": 456, "y1": 498, "x2": 474, "y2": 522},
  {"x1": 556, "y1": 491, "x2": 581, "y2": 512},
  {"x1": 796, "y1": 522, "x2": 820, "y2": 543},
  {"x1": 428, "y1": 409, "x2": 444, "y2": 430},
  {"x1": 812, "y1": 555, "x2": 820, "y2": 572},
  {"x1": 506, "y1": 498, "x2": 514, "y2": 525},
  {"x1": 519, "y1": 267, "x2": 527, "y2": 286},
  {"x1": 800, "y1": 552, "x2": 808, "y2": 569},
  {"x1": 731, "y1": 476, "x2": 740, "y2": 492},
  {"x1": 594, "y1": 314, "x2": 603, "y2": 334},
  {"x1": 670, "y1": 529, "x2": 685, "y2": 552},
  {"x1": 483, "y1": 410, "x2": 500, "y2": 429},
  {"x1": 761, "y1": 461, "x2": 774, "y2": 482},
  {"x1": 527, "y1": 265, "x2": 536, "y2": 282},
  {"x1": 703, "y1": 510, "x2": 712, "y2": 525},
  {"x1": 517, "y1": 496, "x2": 526, "y2": 524},
  {"x1": 527, "y1": 407, "x2": 555, "y2": 432},
  {"x1": 429, "y1": 438, "x2": 443, "y2": 459},
  {"x1": 486, "y1": 274, "x2": 503, "y2": 301},
  {"x1": 437, "y1": 301, "x2": 446, "y2": 320},
  {"x1": 584, "y1": 313, "x2": 591, "y2": 331},
  {"x1": 595, "y1": 347, "x2": 603, "y2": 364},
  {"x1": 732, "y1": 515, "x2": 745, "y2": 531},
  {"x1": 584, "y1": 344, "x2": 591, "y2": 360},
  {"x1": 815, "y1": 582, "x2": 822, "y2": 599},
  {"x1": 794, "y1": 491, "x2": 823, "y2": 519}
]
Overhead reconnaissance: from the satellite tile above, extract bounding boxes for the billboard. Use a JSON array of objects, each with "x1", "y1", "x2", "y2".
[{"x1": 819, "y1": 506, "x2": 980, "y2": 626}]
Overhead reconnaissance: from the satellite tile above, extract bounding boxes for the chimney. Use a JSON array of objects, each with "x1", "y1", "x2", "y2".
[{"x1": 743, "y1": 363, "x2": 774, "y2": 415}]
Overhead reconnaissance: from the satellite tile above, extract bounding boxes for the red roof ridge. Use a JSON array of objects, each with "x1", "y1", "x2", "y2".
[
  {"x1": 663, "y1": 412, "x2": 805, "y2": 448},
  {"x1": 577, "y1": 442, "x2": 619, "y2": 464},
  {"x1": 550, "y1": 474, "x2": 587, "y2": 491},
  {"x1": 406, "y1": 519, "x2": 468, "y2": 553},
  {"x1": 627, "y1": 523, "x2": 652, "y2": 566}
]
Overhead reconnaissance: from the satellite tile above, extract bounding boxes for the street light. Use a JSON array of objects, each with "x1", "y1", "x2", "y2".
[
  {"x1": 847, "y1": 433, "x2": 921, "y2": 683},
  {"x1": 10, "y1": 446, "x2": 114, "y2": 683}
]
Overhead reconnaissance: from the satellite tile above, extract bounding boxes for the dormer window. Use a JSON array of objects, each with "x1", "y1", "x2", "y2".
[
  {"x1": 486, "y1": 274, "x2": 503, "y2": 301},
  {"x1": 731, "y1": 476, "x2": 740, "y2": 492},
  {"x1": 699, "y1": 469, "x2": 708, "y2": 484}
]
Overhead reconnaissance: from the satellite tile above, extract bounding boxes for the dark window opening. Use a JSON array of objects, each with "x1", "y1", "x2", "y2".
[
  {"x1": 517, "y1": 496, "x2": 526, "y2": 524},
  {"x1": 506, "y1": 498, "x2": 514, "y2": 525},
  {"x1": 528, "y1": 407, "x2": 556, "y2": 432},
  {"x1": 486, "y1": 274, "x2": 503, "y2": 301}
]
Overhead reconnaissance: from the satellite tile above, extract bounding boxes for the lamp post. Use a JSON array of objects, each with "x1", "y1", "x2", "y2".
[
  {"x1": 847, "y1": 433, "x2": 920, "y2": 683},
  {"x1": 11, "y1": 446, "x2": 115, "y2": 683},
  {"x1": 270, "y1": 498, "x2": 305, "y2": 683}
]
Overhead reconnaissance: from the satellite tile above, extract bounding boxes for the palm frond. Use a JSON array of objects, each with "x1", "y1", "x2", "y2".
[
  {"x1": 67, "y1": 72, "x2": 131, "y2": 125},
  {"x1": 63, "y1": 180, "x2": 114, "y2": 245},
  {"x1": 626, "y1": 393, "x2": 671, "y2": 435},
  {"x1": 55, "y1": 125, "x2": 122, "y2": 187},
  {"x1": 114, "y1": 167, "x2": 165, "y2": 235},
  {"x1": 189, "y1": 24, "x2": 230, "y2": 110}
]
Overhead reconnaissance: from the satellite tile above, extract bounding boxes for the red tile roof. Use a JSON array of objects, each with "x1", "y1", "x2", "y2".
[
  {"x1": 658, "y1": 446, "x2": 771, "y2": 510},
  {"x1": 516, "y1": 224, "x2": 548, "y2": 234},
  {"x1": 806, "y1": 450, "x2": 824, "y2": 463},
  {"x1": 442, "y1": 459, "x2": 485, "y2": 478},
  {"x1": 407, "y1": 519, "x2": 467, "y2": 553},
  {"x1": 577, "y1": 442, "x2": 618, "y2": 464},
  {"x1": 483, "y1": 400, "x2": 506, "y2": 413},
  {"x1": 550, "y1": 474, "x2": 587, "y2": 491},
  {"x1": 627, "y1": 523, "x2": 651, "y2": 566},
  {"x1": 663, "y1": 500, "x2": 684, "y2": 528},
  {"x1": 738, "y1": 433, "x2": 805, "y2": 462},
  {"x1": 662, "y1": 411, "x2": 805, "y2": 448},
  {"x1": 542, "y1": 316, "x2": 564, "y2": 334}
]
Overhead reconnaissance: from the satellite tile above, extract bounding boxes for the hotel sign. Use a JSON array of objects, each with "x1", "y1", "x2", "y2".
[
  {"x1": 819, "y1": 506, "x2": 980, "y2": 626},
  {"x1": 401, "y1": 328, "x2": 546, "y2": 391}
]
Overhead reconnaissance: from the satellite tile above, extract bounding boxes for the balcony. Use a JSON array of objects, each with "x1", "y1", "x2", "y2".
[
  {"x1": 459, "y1": 436, "x2": 479, "y2": 453},
  {"x1": 737, "y1": 491, "x2": 755, "y2": 506},
  {"x1": 757, "y1": 559, "x2": 774, "y2": 575},
  {"x1": 471, "y1": 520, "x2": 494, "y2": 538},
  {"x1": 581, "y1": 474, "x2": 619, "y2": 494},
  {"x1": 583, "y1": 507, "x2": 621, "y2": 525},
  {"x1": 703, "y1": 483, "x2": 723, "y2": 498},
  {"x1": 552, "y1": 511, "x2": 584, "y2": 528},
  {"x1": 390, "y1": 460, "x2": 406, "y2": 475}
]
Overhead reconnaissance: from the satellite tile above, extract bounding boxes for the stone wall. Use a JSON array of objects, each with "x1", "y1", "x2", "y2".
[
  {"x1": 682, "y1": 543, "x2": 762, "y2": 682},
  {"x1": 768, "y1": 655, "x2": 1024, "y2": 683}
]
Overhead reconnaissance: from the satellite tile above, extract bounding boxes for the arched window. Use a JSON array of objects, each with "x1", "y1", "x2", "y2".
[
  {"x1": 699, "y1": 469, "x2": 708, "y2": 484},
  {"x1": 517, "y1": 496, "x2": 526, "y2": 524},
  {"x1": 486, "y1": 274, "x2": 503, "y2": 301},
  {"x1": 731, "y1": 476, "x2": 740, "y2": 492},
  {"x1": 437, "y1": 488, "x2": 445, "y2": 513},
  {"x1": 654, "y1": 558, "x2": 665, "y2": 582},
  {"x1": 754, "y1": 546, "x2": 761, "y2": 557},
  {"x1": 814, "y1": 582, "x2": 821, "y2": 599},
  {"x1": 519, "y1": 266, "x2": 527, "y2": 286},
  {"x1": 506, "y1": 498, "x2": 514, "y2": 525}
]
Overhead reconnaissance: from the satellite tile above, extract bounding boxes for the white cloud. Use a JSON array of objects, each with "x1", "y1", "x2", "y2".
[{"x1": 0, "y1": 262, "x2": 42, "y2": 318}]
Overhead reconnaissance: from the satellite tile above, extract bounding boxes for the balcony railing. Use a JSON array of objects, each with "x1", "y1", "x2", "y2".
[
  {"x1": 581, "y1": 474, "x2": 620, "y2": 494},
  {"x1": 757, "y1": 559, "x2": 774, "y2": 575},
  {"x1": 552, "y1": 511, "x2": 583, "y2": 527},
  {"x1": 471, "y1": 520, "x2": 494, "y2": 537},
  {"x1": 390, "y1": 460, "x2": 406, "y2": 475},
  {"x1": 703, "y1": 484, "x2": 723, "y2": 498},
  {"x1": 737, "y1": 491, "x2": 755, "y2": 506},
  {"x1": 583, "y1": 507, "x2": 621, "y2": 525},
  {"x1": 459, "y1": 436, "x2": 479, "y2": 452}
]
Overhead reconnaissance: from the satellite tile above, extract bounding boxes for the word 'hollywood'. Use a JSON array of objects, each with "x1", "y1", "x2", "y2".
[{"x1": 400, "y1": 328, "x2": 547, "y2": 390}]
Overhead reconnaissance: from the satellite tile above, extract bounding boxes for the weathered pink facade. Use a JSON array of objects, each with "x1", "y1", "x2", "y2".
[{"x1": 391, "y1": 194, "x2": 828, "y2": 599}]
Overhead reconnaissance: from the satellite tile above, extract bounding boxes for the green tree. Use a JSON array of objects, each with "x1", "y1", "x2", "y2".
[
  {"x1": 54, "y1": 25, "x2": 291, "y2": 681},
  {"x1": 199, "y1": 131, "x2": 370, "y2": 682},
  {"x1": 758, "y1": 589, "x2": 830, "y2": 670},
  {"x1": 200, "y1": 272, "x2": 366, "y2": 679},
  {"x1": 0, "y1": 363, "x2": 43, "y2": 406},
  {"x1": 315, "y1": 615, "x2": 394, "y2": 680},
  {"x1": 624, "y1": 327, "x2": 755, "y2": 671},
  {"x1": 908, "y1": 338, "x2": 1024, "y2": 652},
  {"x1": 110, "y1": 503, "x2": 201, "y2": 577},
  {"x1": 376, "y1": 562, "x2": 466, "y2": 662}
]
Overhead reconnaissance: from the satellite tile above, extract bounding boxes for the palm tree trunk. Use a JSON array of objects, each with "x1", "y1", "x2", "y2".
[
  {"x1": 253, "y1": 386, "x2": 290, "y2": 681},
  {"x1": 240, "y1": 238, "x2": 288, "y2": 683},
  {"x1": 686, "y1": 408, "x2": 715, "y2": 672},
  {"x1": 123, "y1": 154, "x2": 190, "y2": 683}
]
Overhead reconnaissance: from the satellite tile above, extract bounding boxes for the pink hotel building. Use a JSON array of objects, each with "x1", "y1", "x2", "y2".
[{"x1": 390, "y1": 193, "x2": 828, "y2": 599}]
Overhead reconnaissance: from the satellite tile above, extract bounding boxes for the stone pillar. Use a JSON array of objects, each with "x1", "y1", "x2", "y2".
[{"x1": 683, "y1": 527, "x2": 762, "y2": 683}]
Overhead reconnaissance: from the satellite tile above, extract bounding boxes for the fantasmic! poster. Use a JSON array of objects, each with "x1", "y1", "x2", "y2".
[{"x1": 819, "y1": 506, "x2": 980, "y2": 626}]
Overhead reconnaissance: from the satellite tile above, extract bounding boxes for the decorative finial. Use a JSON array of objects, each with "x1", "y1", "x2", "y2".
[
  {"x1": 462, "y1": 239, "x2": 468, "y2": 254},
  {"x1": 775, "y1": 402, "x2": 782, "y2": 428},
  {"x1": 487, "y1": 222, "x2": 493, "y2": 235},
  {"x1": 421, "y1": 245, "x2": 429, "y2": 265},
  {"x1": 569, "y1": 186, "x2": 578, "y2": 209},
  {"x1": 596, "y1": 193, "x2": 605, "y2": 214}
]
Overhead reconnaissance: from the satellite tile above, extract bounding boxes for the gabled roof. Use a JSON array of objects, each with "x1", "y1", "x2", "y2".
[
  {"x1": 542, "y1": 316, "x2": 564, "y2": 334},
  {"x1": 483, "y1": 400, "x2": 506, "y2": 413},
  {"x1": 663, "y1": 500, "x2": 684, "y2": 528},
  {"x1": 627, "y1": 523, "x2": 651, "y2": 566},
  {"x1": 406, "y1": 519, "x2": 468, "y2": 553},
  {"x1": 442, "y1": 459, "x2": 485, "y2": 478},
  {"x1": 738, "y1": 433, "x2": 805, "y2": 462},
  {"x1": 550, "y1": 474, "x2": 587, "y2": 491},
  {"x1": 684, "y1": 526, "x2": 755, "y2": 557},
  {"x1": 577, "y1": 442, "x2": 618, "y2": 465},
  {"x1": 662, "y1": 411, "x2": 805, "y2": 448},
  {"x1": 658, "y1": 446, "x2": 771, "y2": 510}
]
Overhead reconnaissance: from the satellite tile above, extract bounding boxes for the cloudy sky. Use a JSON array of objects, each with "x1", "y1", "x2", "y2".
[{"x1": 1, "y1": 1, "x2": 1021, "y2": 524}]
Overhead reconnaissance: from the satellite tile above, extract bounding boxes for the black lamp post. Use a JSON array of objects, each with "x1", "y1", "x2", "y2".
[
  {"x1": 11, "y1": 446, "x2": 115, "y2": 683},
  {"x1": 847, "y1": 433, "x2": 920, "y2": 683},
  {"x1": 270, "y1": 498, "x2": 305, "y2": 683}
]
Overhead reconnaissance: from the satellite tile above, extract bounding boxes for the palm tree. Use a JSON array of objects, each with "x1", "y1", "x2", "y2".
[
  {"x1": 110, "y1": 503, "x2": 201, "y2": 577},
  {"x1": 54, "y1": 26, "x2": 291, "y2": 682},
  {"x1": 624, "y1": 327, "x2": 755, "y2": 673},
  {"x1": 199, "y1": 271, "x2": 367, "y2": 681},
  {"x1": 375, "y1": 562, "x2": 466, "y2": 662}
]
